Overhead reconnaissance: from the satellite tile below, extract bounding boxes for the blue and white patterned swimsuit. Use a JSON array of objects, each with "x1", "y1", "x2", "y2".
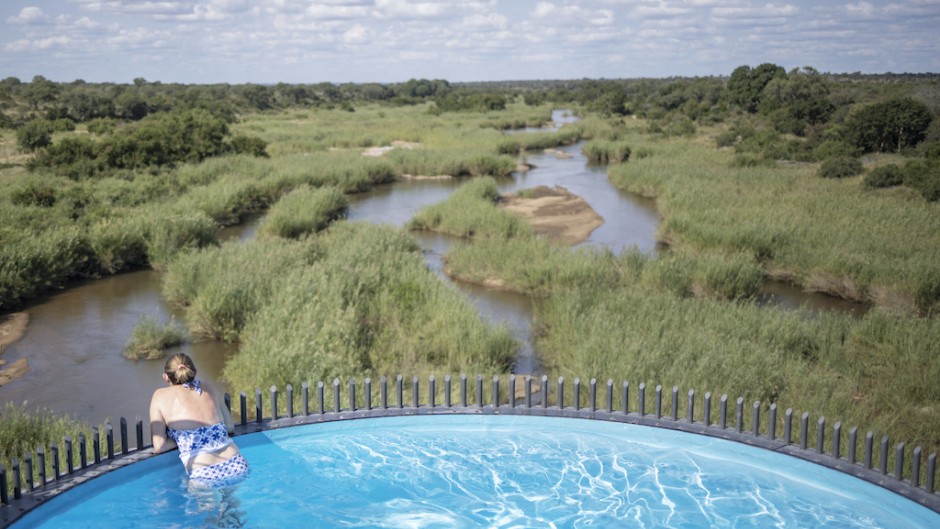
[{"x1": 165, "y1": 380, "x2": 249, "y2": 488}]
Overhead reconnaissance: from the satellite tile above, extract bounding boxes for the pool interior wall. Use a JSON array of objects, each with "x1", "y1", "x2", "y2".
[{"x1": 2, "y1": 375, "x2": 940, "y2": 527}]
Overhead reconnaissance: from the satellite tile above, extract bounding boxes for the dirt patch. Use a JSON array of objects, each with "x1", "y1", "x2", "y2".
[
  {"x1": 362, "y1": 140, "x2": 421, "y2": 157},
  {"x1": 0, "y1": 312, "x2": 30, "y2": 385},
  {"x1": 499, "y1": 186, "x2": 604, "y2": 245}
]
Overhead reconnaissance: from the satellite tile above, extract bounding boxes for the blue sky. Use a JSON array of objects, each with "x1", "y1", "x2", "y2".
[{"x1": 2, "y1": 0, "x2": 939, "y2": 84}]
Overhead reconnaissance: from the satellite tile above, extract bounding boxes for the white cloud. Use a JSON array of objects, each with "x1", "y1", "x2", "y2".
[
  {"x1": 8, "y1": 6, "x2": 50, "y2": 24},
  {"x1": 3, "y1": 35, "x2": 71, "y2": 52},
  {"x1": 343, "y1": 24, "x2": 368, "y2": 42}
]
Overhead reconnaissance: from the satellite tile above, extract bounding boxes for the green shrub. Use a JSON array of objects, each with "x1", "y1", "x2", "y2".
[
  {"x1": 863, "y1": 164, "x2": 903, "y2": 189},
  {"x1": 901, "y1": 160, "x2": 940, "y2": 202},
  {"x1": 16, "y1": 119, "x2": 52, "y2": 151},
  {"x1": 228, "y1": 135, "x2": 269, "y2": 157},
  {"x1": 123, "y1": 315, "x2": 188, "y2": 360},
  {"x1": 10, "y1": 179, "x2": 57, "y2": 207},
  {"x1": 818, "y1": 156, "x2": 863, "y2": 178}
]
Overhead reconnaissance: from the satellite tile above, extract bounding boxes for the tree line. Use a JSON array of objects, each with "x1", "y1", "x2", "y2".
[{"x1": 1, "y1": 68, "x2": 938, "y2": 199}]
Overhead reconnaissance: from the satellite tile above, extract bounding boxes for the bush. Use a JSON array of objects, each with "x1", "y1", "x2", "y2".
[
  {"x1": 123, "y1": 315, "x2": 187, "y2": 360},
  {"x1": 10, "y1": 179, "x2": 57, "y2": 207},
  {"x1": 818, "y1": 156, "x2": 863, "y2": 178},
  {"x1": 863, "y1": 164, "x2": 903, "y2": 189},
  {"x1": 16, "y1": 119, "x2": 52, "y2": 151},
  {"x1": 228, "y1": 135, "x2": 269, "y2": 157},
  {"x1": 901, "y1": 160, "x2": 940, "y2": 202}
]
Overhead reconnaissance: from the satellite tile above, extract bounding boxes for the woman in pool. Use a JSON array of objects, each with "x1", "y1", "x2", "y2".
[{"x1": 149, "y1": 353, "x2": 249, "y2": 488}]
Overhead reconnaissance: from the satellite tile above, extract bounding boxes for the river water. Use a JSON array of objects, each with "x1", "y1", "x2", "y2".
[{"x1": 0, "y1": 111, "x2": 866, "y2": 427}]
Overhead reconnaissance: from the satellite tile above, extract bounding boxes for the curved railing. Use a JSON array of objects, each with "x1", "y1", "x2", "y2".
[{"x1": 2, "y1": 374, "x2": 939, "y2": 527}]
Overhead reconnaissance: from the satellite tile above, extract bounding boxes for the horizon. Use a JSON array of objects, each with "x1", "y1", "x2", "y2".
[{"x1": 3, "y1": 1, "x2": 939, "y2": 85}]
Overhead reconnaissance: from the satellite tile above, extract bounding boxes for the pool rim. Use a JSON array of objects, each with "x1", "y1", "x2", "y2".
[{"x1": 2, "y1": 375, "x2": 939, "y2": 527}]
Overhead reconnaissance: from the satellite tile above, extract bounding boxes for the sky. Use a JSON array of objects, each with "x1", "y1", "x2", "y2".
[{"x1": 1, "y1": 0, "x2": 939, "y2": 85}]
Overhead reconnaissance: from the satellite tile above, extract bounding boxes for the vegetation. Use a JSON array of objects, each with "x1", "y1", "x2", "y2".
[
  {"x1": 1, "y1": 68, "x2": 938, "y2": 475},
  {"x1": 123, "y1": 315, "x2": 187, "y2": 360},
  {"x1": 0, "y1": 403, "x2": 90, "y2": 491},
  {"x1": 257, "y1": 185, "x2": 348, "y2": 239}
]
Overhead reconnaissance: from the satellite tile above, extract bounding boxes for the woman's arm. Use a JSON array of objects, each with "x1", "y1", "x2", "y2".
[{"x1": 149, "y1": 390, "x2": 177, "y2": 454}]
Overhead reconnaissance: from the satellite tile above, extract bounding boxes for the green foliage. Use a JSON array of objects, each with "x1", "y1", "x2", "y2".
[
  {"x1": 409, "y1": 177, "x2": 531, "y2": 239},
  {"x1": 228, "y1": 135, "x2": 269, "y2": 157},
  {"x1": 162, "y1": 237, "x2": 320, "y2": 341},
  {"x1": 818, "y1": 156, "x2": 863, "y2": 178},
  {"x1": 1, "y1": 402, "x2": 90, "y2": 492},
  {"x1": 434, "y1": 93, "x2": 508, "y2": 112},
  {"x1": 10, "y1": 178, "x2": 57, "y2": 207},
  {"x1": 258, "y1": 185, "x2": 348, "y2": 239},
  {"x1": 123, "y1": 315, "x2": 187, "y2": 360},
  {"x1": 863, "y1": 164, "x2": 903, "y2": 189},
  {"x1": 16, "y1": 119, "x2": 53, "y2": 151},
  {"x1": 582, "y1": 141, "x2": 631, "y2": 164},
  {"x1": 846, "y1": 97, "x2": 933, "y2": 153},
  {"x1": 145, "y1": 210, "x2": 219, "y2": 270},
  {"x1": 900, "y1": 159, "x2": 940, "y2": 201},
  {"x1": 217, "y1": 222, "x2": 515, "y2": 389},
  {"x1": 0, "y1": 227, "x2": 91, "y2": 311},
  {"x1": 760, "y1": 67, "x2": 835, "y2": 135},
  {"x1": 726, "y1": 63, "x2": 786, "y2": 112}
]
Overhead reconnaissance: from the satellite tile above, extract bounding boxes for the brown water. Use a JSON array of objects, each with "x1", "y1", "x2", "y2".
[
  {"x1": 0, "y1": 270, "x2": 232, "y2": 426},
  {"x1": 0, "y1": 110, "x2": 867, "y2": 427}
]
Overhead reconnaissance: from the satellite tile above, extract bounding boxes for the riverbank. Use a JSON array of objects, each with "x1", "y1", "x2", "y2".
[{"x1": 0, "y1": 312, "x2": 29, "y2": 385}]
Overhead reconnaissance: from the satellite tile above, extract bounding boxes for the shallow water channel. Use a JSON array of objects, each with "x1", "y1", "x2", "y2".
[{"x1": 0, "y1": 111, "x2": 866, "y2": 427}]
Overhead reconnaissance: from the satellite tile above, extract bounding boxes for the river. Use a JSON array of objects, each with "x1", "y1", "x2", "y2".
[{"x1": 0, "y1": 110, "x2": 866, "y2": 427}]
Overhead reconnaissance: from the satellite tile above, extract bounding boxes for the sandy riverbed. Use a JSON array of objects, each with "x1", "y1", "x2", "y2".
[
  {"x1": 0, "y1": 312, "x2": 30, "y2": 385},
  {"x1": 499, "y1": 185, "x2": 604, "y2": 245}
]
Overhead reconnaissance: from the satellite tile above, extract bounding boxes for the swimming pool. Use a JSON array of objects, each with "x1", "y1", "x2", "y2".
[{"x1": 11, "y1": 415, "x2": 940, "y2": 528}]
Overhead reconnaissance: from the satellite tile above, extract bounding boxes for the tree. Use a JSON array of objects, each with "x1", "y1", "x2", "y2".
[
  {"x1": 16, "y1": 119, "x2": 53, "y2": 151},
  {"x1": 23, "y1": 75, "x2": 60, "y2": 110},
  {"x1": 760, "y1": 67, "x2": 834, "y2": 135},
  {"x1": 846, "y1": 97, "x2": 933, "y2": 153},
  {"x1": 726, "y1": 63, "x2": 785, "y2": 112}
]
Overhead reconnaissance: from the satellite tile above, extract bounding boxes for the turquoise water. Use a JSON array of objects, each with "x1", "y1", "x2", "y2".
[{"x1": 13, "y1": 415, "x2": 940, "y2": 528}]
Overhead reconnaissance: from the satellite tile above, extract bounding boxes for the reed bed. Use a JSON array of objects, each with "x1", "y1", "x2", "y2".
[
  {"x1": 257, "y1": 185, "x2": 348, "y2": 239},
  {"x1": 608, "y1": 131, "x2": 940, "y2": 314},
  {"x1": 418, "y1": 169, "x2": 939, "y2": 453},
  {"x1": 123, "y1": 315, "x2": 188, "y2": 360},
  {"x1": 409, "y1": 177, "x2": 532, "y2": 239},
  {"x1": 223, "y1": 222, "x2": 517, "y2": 391}
]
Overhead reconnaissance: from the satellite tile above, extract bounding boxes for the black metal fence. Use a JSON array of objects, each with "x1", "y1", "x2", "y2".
[{"x1": 3, "y1": 374, "x2": 939, "y2": 527}]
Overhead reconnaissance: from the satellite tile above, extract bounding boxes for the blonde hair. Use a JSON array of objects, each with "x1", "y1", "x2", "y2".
[{"x1": 164, "y1": 353, "x2": 197, "y2": 385}]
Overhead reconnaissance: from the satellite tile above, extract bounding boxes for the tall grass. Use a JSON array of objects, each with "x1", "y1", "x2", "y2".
[
  {"x1": 223, "y1": 222, "x2": 517, "y2": 391},
  {"x1": 162, "y1": 237, "x2": 321, "y2": 341},
  {"x1": 123, "y1": 315, "x2": 187, "y2": 360},
  {"x1": 408, "y1": 177, "x2": 532, "y2": 239},
  {"x1": 1, "y1": 403, "x2": 90, "y2": 493},
  {"x1": 418, "y1": 172, "x2": 939, "y2": 453},
  {"x1": 608, "y1": 129, "x2": 940, "y2": 313},
  {"x1": 258, "y1": 185, "x2": 348, "y2": 239}
]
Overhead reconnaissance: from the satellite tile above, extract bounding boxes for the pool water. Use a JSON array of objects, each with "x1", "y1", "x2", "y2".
[{"x1": 13, "y1": 415, "x2": 940, "y2": 528}]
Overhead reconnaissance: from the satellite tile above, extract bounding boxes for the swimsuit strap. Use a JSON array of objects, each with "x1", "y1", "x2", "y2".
[{"x1": 182, "y1": 379, "x2": 203, "y2": 395}]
